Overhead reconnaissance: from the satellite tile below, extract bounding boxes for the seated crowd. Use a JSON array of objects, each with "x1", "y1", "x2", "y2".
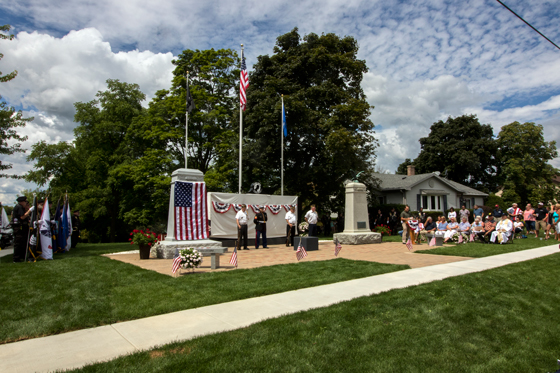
[{"x1": 398, "y1": 202, "x2": 560, "y2": 245}]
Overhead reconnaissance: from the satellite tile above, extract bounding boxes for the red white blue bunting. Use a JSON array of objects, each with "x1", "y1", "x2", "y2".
[
  {"x1": 212, "y1": 202, "x2": 231, "y2": 214},
  {"x1": 231, "y1": 204, "x2": 243, "y2": 212},
  {"x1": 267, "y1": 205, "x2": 284, "y2": 215},
  {"x1": 249, "y1": 204, "x2": 260, "y2": 213}
]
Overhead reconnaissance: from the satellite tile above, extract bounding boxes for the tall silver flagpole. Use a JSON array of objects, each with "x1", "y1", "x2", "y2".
[
  {"x1": 239, "y1": 44, "x2": 244, "y2": 194},
  {"x1": 281, "y1": 95, "x2": 284, "y2": 196},
  {"x1": 185, "y1": 71, "x2": 189, "y2": 168}
]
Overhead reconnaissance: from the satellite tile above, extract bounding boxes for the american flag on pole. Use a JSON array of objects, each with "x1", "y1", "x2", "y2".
[
  {"x1": 240, "y1": 52, "x2": 249, "y2": 111},
  {"x1": 334, "y1": 238, "x2": 342, "y2": 257},
  {"x1": 229, "y1": 247, "x2": 238, "y2": 268},
  {"x1": 406, "y1": 238, "x2": 413, "y2": 251},
  {"x1": 174, "y1": 181, "x2": 209, "y2": 241},
  {"x1": 172, "y1": 253, "x2": 182, "y2": 274},
  {"x1": 296, "y1": 242, "x2": 307, "y2": 261}
]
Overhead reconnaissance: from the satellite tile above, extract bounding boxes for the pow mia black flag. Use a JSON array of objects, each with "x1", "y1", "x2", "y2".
[{"x1": 186, "y1": 84, "x2": 195, "y2": 113}]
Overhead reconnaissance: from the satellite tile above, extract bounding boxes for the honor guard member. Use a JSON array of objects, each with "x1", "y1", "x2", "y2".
[
  {"x1": 254, "y1": 205, "x2": 268, "y2": 249},
  {"x1": 235, "y1": 204, "x2": 249, "y2": 250},
  {"x1": 285, "y1": 206, "x2": 297, "y2": 246},
  {"x1": 12, "y1": 196, "x2": 31, "y2": 262},
  {"x1": 305, "y1": 205, "x2": 319, "y2": 236},
  {"x1": 71, "y1": 210, "x2": 80, "y2": 248}
]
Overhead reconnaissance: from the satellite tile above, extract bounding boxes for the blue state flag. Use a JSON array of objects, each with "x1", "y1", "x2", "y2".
[{"x1": 282, "y1": 100, "x2": 287, "y2": 137}]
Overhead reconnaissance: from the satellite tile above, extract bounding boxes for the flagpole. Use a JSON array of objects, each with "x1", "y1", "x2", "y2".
[
  {"x1": 185, "y1": 71, "x2": 189, "y2": 169},
  {"x1": 239, "y1": 44, "x2": 244, "y2": 194},
  {"x1": 281, "y1": 95, "x2": 284, "y2": 196}
]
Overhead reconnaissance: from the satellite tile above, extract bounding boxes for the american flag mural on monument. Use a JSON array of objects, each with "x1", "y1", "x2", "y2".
[{"x1": 174, "y1": 181, "x2": 209, "y2": 240}]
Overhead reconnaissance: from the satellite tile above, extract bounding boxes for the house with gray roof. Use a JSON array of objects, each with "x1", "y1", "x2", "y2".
[{"x1": 373, "y1": 166, "x2": 488, "y2": 211}]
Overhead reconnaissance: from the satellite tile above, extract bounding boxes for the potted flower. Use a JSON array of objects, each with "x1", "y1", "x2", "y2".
[
  {"x1": 129, "y1": 229, "x2": 159, "y2": 259},
  {"x1": 176, "y1": 248, "x2": 203, "y2": 272},
  {"x1": 374, "y1": 224, "x2": 391, "y2": 236}
]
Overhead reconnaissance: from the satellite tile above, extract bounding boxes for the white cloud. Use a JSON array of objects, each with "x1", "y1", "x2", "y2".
[{"x1": 0, "y1": 28, "x2": 175, "y2": 204}]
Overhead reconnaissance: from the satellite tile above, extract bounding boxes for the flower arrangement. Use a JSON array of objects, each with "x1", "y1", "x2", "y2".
[
  {"x1": 374, "y1": 224, "x2": 391, "y2": 235},
  {"x1": 298, "y1": 222, "x2": 309, "y2": 237},
  {"x1": 177, "y1": 248, "x2": 203, "y2": 271},
  {"x1": 129, "y1": 229, "x2": 159, "y2": 247}
]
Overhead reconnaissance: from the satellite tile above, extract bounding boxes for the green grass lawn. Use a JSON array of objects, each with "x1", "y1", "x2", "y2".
[
  {"x1": 415, "y1": 235, "x2": 557, "y2": 257},
  {"x1": 72, "y1": 252, "x2": 560, "y2": 373},
  {"x1": 0, "y1": 243, "x2": 409, "y2": 344}
]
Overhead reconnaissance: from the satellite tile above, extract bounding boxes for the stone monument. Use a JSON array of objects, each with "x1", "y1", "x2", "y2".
[
  {"x1": 150, "y1": 168, "x2": 223, "y2": 259},
  {"x1": 333, "y1": 181, "x2": 381, "y2": 245}
]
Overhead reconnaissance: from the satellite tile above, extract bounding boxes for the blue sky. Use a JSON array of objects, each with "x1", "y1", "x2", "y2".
[{"x1": 1, "y1": 0, "x2": 560, "y2": 204}]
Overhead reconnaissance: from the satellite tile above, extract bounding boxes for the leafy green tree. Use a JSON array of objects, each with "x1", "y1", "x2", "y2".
[
  {"x1": 244, "y1": 28, "x2": 377, "y2": 211},
  {"x1": 497, "y1": 121, "x2": 558, "y2": 206},
  {"x1": 396, "y1": 159, "x2": 413, "y2": 175},
  {"x1": 27, "y1": 79, "x2": 145, "y2": 242},
  {"x1": 411, "y1": 115, "x2": 498, "y2": 191},
  {"x1": 1, "y1": 24, "x2": 33, "y2": 178}
]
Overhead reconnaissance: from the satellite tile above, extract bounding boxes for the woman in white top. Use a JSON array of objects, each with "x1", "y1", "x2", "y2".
[
  {"x1": 443, "y1": 217, "x2": 459, "y2": 243},
  {"x1": 447, "y1": 207, "x2": 457, "y2": 221}
]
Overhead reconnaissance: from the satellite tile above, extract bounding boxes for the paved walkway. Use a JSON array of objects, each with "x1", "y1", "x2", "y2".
[
  {"x1": 0, "y1": 244, "x2": 558, "y2": 373},
  {"x1": 104, "y1": 241, "x2": 471, "y2": 276}
]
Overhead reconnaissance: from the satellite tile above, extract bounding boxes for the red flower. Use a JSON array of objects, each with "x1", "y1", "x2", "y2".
[
  {"x1": 130, "y1": 232, "x2": 133, "y2": 236},
  {"x1": 129, "y1": 238, "x2": 132, "y2": 241},
  {"x1": 133, "y1": 229, "x2": 139, "y2": 233}
]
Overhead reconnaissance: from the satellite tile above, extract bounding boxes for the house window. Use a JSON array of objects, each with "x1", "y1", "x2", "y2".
[{"x1": 422, "y1": 195, "x2": 442, "y2": 211}]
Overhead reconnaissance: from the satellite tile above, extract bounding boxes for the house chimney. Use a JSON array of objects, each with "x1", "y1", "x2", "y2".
[{"x1": 407, "y1": 165, "x2": 415, "y2": 176}]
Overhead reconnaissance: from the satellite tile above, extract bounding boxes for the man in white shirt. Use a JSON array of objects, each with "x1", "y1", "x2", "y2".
[
  {"x1": 305, "y1": 205, "x2": 319, "y2": 236},
  {"x1": 490, "y1": 215, "x2": 513, "y2": 244},
  {"x1": 285, "y1": 206, "x2": 297, "y2": 247},
  {"x1": 235, "y1": 204, "x2": 249, "y2": 250}
]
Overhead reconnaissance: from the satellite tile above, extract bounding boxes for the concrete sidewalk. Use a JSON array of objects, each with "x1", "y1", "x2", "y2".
[{"x1": 0, "y1": 245, "x2": 558, "y2": 373}]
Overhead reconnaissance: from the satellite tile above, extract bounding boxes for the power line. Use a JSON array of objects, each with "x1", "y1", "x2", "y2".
[{"x1": 496, "y1": 0, "x2": 560, "y2": 51}]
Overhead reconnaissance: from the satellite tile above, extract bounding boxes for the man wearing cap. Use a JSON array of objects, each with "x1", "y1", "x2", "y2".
[
  {"x1": 11, "y1": 196, "x2": 31, "y2": 262},
  {"x1": 534, "y1": 202, "x2": 548, "y2": 238},
  {"x1": 482, "y1": 215, "x2": 497, "y2": 243},
  {"x1": 235, "y1": 204, "x2": 249, "y2": 250},
  {"x1": 254, "y1": 206, "x2": 268, "y2": 249},
  {"x1": 492, "y1": 205, "x2": 504, "y2": 219},
  {"x1": 71, "y1": 210, "x2": 81, "y2": 248}
]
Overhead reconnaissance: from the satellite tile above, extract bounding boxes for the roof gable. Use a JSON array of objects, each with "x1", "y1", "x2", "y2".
[{"x1": 374, "y1": 173, "x2": 488, "y2": 196}]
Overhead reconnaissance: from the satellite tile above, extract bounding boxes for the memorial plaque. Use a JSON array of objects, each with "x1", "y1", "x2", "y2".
[{"x1": 357, "y1": 221, "x2": 366, "y2": 229}]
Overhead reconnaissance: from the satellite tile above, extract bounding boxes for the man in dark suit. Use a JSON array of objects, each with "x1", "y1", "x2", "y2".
[{"x1": 254, "y1": 206, "x2": 268, "y2": 249}]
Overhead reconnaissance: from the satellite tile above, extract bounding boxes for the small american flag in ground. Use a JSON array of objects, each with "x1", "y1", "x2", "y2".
[
  {"x1": 334, "y1": 238, "x2": 342, "y2": 257},
  {"x1": 230, "y1": 247, "x2": 238, "y2": 268},
  {"x1": 406, "y1": 238, "x2": 413, "y2": 251},
  {"x1": 429, "y1": 236, "x2": 436, "y2": 246},
  {"x1": 174, "y1": 181, "x2": 208, "y2": 241},
  {"x1": 458, "y1": 234, "x2": 463, "y2": 243},
  {"x1": 172, "y1": 254, "x2": 182, "y2": 274},
  {"x1": 240, "y1": 52, "x2": 249, "y2": 111},
  {"x1": 470, "y1": 232, "x2": 475, "y2": 242},
  {"x1": 296, "y1": 242, "x2": 308, "y2": 261}
]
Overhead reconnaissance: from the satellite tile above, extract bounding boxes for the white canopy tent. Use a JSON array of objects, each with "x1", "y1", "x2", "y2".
[{"x1": 207, "y1": 192, "x2": 298, "y2": 239}]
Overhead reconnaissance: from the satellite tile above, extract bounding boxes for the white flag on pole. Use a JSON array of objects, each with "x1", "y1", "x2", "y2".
[
  {"x1": 40, "y1": 199, "x2": 53, "y2": 260},
  {"x1": 66, "y1": 201, "x2": 72, "y2": 250}
]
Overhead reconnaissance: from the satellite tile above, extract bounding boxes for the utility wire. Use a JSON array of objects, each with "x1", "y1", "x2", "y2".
[{"x1": 496, "y1": 0, "x2": 560, "y2": 51}]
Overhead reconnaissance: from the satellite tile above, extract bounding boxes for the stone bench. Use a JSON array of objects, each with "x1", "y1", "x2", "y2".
[
  {"x1": 174, "y1": 247, "x2": 229, "y2": 270},
  {"x1": 425, "y1": 233, "x2": 444, "y2": 246}
]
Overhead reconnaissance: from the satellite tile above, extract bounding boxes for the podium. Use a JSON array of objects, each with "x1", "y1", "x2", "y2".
[{"x1": 293, "y1": 236, "x2": 319, "y2": 251}]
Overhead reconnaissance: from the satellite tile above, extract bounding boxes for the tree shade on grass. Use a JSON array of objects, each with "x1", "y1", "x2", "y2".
[
  {"x1": 71, "y1": 253, "x2": 560, "y2": 373},
  {"x1": 0, "y1": 243, "x2": 408, "y2": 344}
]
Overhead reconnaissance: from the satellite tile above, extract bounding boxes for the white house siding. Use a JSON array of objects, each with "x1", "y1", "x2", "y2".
[{"x1": 408, "y1": 177, "x2": 454, "y2": 211}]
